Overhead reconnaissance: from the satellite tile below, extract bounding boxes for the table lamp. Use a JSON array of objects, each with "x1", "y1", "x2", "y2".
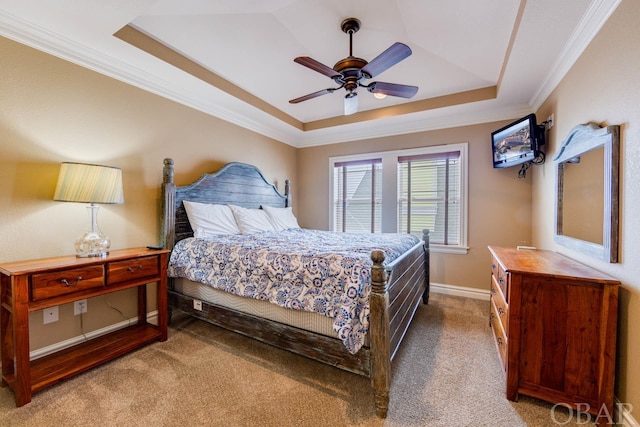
[{"x1": 53, "y1": 162, "x2": 124, "y2": 257}]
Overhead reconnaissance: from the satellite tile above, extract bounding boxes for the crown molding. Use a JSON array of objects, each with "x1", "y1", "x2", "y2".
[
  {"x1": 0, "y1": 9, "x2": 301, "y2": 146},
  {"x1": 529, "y1": 0, "x2": 621, "y2": 110}
]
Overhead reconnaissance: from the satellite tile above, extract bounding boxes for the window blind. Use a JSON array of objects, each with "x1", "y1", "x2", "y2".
[
  {"x1": 397, "y1": 151, "x2": 461, "y2": 245},
  {"x1": 333, "y1": 158, "x2": 382, "y2": 232}
]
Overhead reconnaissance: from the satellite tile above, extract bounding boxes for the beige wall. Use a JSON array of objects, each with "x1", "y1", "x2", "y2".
[
  {"x1": 298, "y1": 123, "x2": 534, "y2": 291},
  {"x1": 0, "y1": 36, "x2": 297, "y2": 350},
  {"x1": 533, "y1": 0, "x2": 639, "y2": 413}
]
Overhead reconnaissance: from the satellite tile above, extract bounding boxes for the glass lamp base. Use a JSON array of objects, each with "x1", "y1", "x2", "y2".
[{"x1": 75, "y1": 231, "x2": 111, "y2": 258}]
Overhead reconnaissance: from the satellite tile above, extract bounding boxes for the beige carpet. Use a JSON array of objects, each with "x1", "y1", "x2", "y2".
[{"x1": 1, "y1": 293, "x2": 588, "y2": 426}]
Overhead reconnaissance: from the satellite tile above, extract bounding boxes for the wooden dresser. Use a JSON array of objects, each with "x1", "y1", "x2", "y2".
[{"x1": 488, "y1": 246, "x2": 619, "y2": 420}]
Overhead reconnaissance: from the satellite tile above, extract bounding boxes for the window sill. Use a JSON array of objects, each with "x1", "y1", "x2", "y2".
[{"x1": 430, "y1": 245, "x2": 469, "y2": 255}]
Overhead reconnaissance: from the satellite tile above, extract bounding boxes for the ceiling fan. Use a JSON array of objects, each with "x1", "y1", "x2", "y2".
[{"x1": 289, "y1": 18, "x2": 418, "y2": 115}]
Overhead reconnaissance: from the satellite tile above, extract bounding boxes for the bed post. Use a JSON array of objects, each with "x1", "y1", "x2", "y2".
[
  {"x1": 161, "y1": 158, "x2": 176, "y2": 250},
  {"x1": 422, "y1": 229, "x2": 430, "y2": 304},
  {"x1": 369, "y1": 249, "x2": 390, "y2": 418}
]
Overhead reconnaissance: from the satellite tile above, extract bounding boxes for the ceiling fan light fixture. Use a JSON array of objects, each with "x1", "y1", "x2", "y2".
[
  {"x1": 290, "y1": 18, "x2": 417, "y2": 114},
  {"x1": 344, "y1": 92, "x2": 358, "y2": 115}
]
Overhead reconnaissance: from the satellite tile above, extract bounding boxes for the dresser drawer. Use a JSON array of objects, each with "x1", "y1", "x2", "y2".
[
  {"x1": 491, "y1": 257, "x2": 499, "y2": 280},
  {"x1": 491, "y1": 279, "x2": 509, "y2": 333},
  {"x1": 496, "y1": 264, "x2": 508, "y2": 299},
  {"x1": 490, "y1": 298, "x2": 508, "y2": 372},
  {"x1": 491, "y1": 256, "x2": 509, "y2": 299},
  {"x1": 107, "y1": 256, "x2": 159, "y2": 285},
  {"x1": 31, "y1": 266, "x2": 105, "y2": 301}
]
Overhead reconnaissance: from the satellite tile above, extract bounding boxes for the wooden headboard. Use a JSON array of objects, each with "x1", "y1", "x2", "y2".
[{"x1": 160, "y1": 159, "x2": 290, "y2": 249}]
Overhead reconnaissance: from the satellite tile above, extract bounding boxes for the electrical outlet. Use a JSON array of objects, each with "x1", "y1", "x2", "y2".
[
  {"x1": 74, "y1": 299, "x2": 87, "y2": 315},
  {"x1": 547, "y1": 113, "x2": 554, "y2": 129},
  {"x1": 43, "y1": 306, "x2": 59, "y2": 324},
  {"x1": 193, "y1": 299, "x2": 203, "y2": 311}
]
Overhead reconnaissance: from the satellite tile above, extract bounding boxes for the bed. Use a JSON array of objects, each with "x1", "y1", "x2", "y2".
[{"x1": 160, "y1": 158, "x2": 430, "y2": 417}]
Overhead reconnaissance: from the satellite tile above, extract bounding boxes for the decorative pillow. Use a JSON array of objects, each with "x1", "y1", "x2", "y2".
[
  {"x1": 228, "y1": 205, "x2": 275, "y2": 234},
  {"x1": 183, "y1": 201, "x2": 241, "y2": 237},
  {"x1": 262, "y1": 205, "x2": 300, "y2": 231}
]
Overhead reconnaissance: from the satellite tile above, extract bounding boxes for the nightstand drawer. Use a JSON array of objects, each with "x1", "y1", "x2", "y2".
[
  {"x1": 107, "y1": 256, "x2": 159, "y2": 285},
  {"x1": 31, "y1": 266, "x2": 105, "y2": 301}
]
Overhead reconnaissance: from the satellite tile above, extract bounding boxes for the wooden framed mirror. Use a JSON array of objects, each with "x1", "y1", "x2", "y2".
[{"x1": 554, "y1": 123, "x2": 620, "y2": 262}]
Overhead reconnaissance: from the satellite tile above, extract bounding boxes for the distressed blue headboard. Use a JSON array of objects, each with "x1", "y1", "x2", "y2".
[{"x1": 160, "y1": 159, "x2": 290, "y2": 248}]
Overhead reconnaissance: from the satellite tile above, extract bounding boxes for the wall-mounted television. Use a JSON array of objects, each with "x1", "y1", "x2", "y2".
[{"x1": 491, "y1": 114, "x2": 543, "y2": 168}]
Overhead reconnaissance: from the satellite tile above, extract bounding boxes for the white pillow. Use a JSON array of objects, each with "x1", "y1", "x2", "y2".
[
  {"x1": 183, "y1": 201, "x2": 241, "y2": 237},
  {"x1": 228, "y1": 205, "x2": 275, "y2": 234},
  {"x1": 262, "y1": 205, "x2": 300, "y2": 231}
]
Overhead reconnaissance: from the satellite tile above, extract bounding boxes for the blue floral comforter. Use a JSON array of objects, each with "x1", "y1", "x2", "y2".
[{"x1": 168, "y1": 229, "x2": 420, "y2": 354}]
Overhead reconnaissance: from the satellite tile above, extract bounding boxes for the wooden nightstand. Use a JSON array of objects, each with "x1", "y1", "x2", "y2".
[{"x1": 0, "y1": 247, "x2": 170, "y2": 406}]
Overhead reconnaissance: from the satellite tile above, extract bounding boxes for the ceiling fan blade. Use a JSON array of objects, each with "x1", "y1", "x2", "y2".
[
  {"x1": 344, "y1": 93, "x2": 358, "y2": 115},
  {"x1": 361, "y1": 42, "x2": 412, "y2": 79},
  {"x1": 370, "y1": 81, "x2": 418, "y2": 98},
  {"x1": 294, "y1": 56, "x2": 342, "y2": 79},
  {"x1": 289, "y1": 88, "x2": 336, "y2": 104}
]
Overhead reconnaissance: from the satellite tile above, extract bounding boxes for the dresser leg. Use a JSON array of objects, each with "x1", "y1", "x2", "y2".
[
  {"x1": 137, "y1": 285, "x2": 147, "y2": 325},
  {"x1": 13, "y1": 276, "x2": 32, "y2": 406}
]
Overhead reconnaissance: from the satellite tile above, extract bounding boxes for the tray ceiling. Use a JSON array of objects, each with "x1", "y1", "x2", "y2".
[{"x1": 0, "y1": 0, "x2": 621, "y2": 146}]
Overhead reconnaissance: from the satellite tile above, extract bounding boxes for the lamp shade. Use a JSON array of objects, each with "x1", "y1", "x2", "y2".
[{"x1": 54, "y1": 162, "x2": 124, "y2": 204}]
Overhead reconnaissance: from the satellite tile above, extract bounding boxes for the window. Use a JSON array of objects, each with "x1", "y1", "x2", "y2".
[
  {"x1": 330, "y1": 143, "x2": 468, "y2": 254},
  {"x1": 398, "y1": 151, "x2": 461, "y2": 246},
  {"x1": 333, "y1": 158, "x2": 382, "y2": 232}
]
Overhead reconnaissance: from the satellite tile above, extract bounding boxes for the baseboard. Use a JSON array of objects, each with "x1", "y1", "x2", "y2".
[
  {"x1": 30, "y1": 310, "x2": 158, "y2": 360},
  {"x1": 430, "y1": 282, "x2": 491, "y2": 301}
]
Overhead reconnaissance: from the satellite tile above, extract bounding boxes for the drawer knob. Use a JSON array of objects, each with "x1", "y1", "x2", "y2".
[
  {"x1": 497, "y1": 337, "x2": 503, "y2": 346},
  {"x1": 127, "y1": 265, "x2": 144, "y2": 272},
  {"x1": 490, "y1": 313, "x2": 495, "y2": 320},
  {"x1": 499, "y1": 277, "x2": 505, "y2": 284},
  {"x1": 60, "y1": 277, "x2": 82, "y2": 287},
  {"x1": 498, "y1": 307, "x2": 505, "y2": 316},
  {"x1": 490, "y1": 287, "x2": 496, "y2": 295}
]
